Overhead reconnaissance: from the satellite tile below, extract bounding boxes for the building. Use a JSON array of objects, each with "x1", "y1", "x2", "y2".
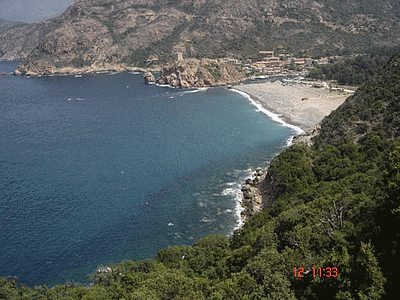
[
  {"x1": 253, "y1": 61, "x2": 268, "y2": 69},
  {"x1": 317, "y1": 57, "x2": 329, "y2": 64},
  {"x1": 259, "y1": 51, "x2": 274, "y2": 58},
  {"x1": 293, "y1": 58, "x2": 306, "y2": 66},
  {"x1": 304, "y1": 58, "x2": 313, "y2": 65},
  {"x1": 219, "y1": 58, "x2": 239, "y2": 65},
  {"x1": 175, "y1": 52, "x2": 184, "y2": 61}
]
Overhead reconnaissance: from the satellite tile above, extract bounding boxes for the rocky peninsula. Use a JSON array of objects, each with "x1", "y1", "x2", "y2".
[{"x1": 156, "y1": 58, "x2": 246, "y2": 88}]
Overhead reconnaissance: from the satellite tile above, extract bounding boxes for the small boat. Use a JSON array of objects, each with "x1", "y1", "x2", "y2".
[{"x1": 75, "y1": 74, "x2": 82, "y2": 78}]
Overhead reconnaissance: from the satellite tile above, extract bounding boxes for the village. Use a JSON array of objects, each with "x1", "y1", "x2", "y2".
[
  {"x1": 165, "y1": 47, "x2": 346, "y2": 87},
  {"x1": 215, "y1": 48, "x2": 341, "y2": 77}
]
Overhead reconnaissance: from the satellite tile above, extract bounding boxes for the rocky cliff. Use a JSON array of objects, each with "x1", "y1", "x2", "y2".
[
  {"x1": 240, "y1": 168, "x2": 266, "y2": 222},
  {"x1": 1, "y1": 0, "x2": 400, "y2": 75},
  {"x1": 156, "y1": 58, "x2": 246, "y2": 88}
]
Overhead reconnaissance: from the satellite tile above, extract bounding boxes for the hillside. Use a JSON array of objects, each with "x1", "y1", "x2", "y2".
[
  {"x1": 0, "y1": 18, "x2": 25, "y2": 32},
  {"x1": 1, "y1": 51, "x2": 399, "y2": 298},
  {"x1": 0, "y1": 0, "x2": 399, "y2": 74}
]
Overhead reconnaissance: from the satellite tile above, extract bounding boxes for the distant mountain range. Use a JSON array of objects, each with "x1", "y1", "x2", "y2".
[{"x1": 1, "y1": 0, "x2": 399, "y2": 75}]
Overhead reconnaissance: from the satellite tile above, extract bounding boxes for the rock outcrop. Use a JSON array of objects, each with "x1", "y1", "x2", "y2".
[
  {"x1": 143, "y1": 71, "x2": 156, "y2": 83},
  {"x1": 292, "y1": 124, "x2": 321, "y2": 146},
  {"x1": 156, "y1": 58, "x2": 246, "y2": 88},
  {"x1": 241, "y1": 168, "x2": 267, "y2": 222}
]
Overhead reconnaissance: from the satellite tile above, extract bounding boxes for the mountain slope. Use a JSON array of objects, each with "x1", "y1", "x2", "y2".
[
  {"x1": 0, "y1": 18, "x2": 25, "y2": 32},
  {"x1": 1, "y1": 0, "x2": 399, "y2": 74}
]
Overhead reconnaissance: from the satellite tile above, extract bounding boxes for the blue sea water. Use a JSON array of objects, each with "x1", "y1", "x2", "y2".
[{"x1": 0, "y1": 61, "x2": 298, "y2": 287}]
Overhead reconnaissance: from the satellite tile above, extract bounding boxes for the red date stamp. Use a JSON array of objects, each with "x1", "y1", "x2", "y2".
[{"x1": 294, "y1": 267, "x2": 338, "y2": 278}]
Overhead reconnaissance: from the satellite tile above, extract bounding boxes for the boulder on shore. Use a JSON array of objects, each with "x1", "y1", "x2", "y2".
[{"x1": 143, "y1": 71, "x2": 155, "y2": 84}]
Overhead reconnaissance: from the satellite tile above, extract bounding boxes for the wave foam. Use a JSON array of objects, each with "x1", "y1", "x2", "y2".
[
  {"x1": 156, "y1": 83, "x2": 177, "y2": 89},
  {"x1": 230, "y1": 88, "x2": 304, "y2": 135},
  {"x1": 182, "y1": 87, "x2": 208, "y2": 94}
]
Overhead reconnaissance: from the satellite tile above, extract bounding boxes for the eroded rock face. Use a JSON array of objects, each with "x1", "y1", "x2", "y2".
[
  {"x1": 143, "y1": 71, "x2": 155, "y2": 83},
  {"x1": 240, "y1": 168, "x2": 267, "y2": 223},
  {"x1": 156, "y1": 58, "x2": 246, "y2": 88}
]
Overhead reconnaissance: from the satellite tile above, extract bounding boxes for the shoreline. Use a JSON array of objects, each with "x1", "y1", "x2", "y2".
[
  {"x1": 230, "y1": 81, "x2": 351, "y2": 225},
  {"x1": 231, "y1": 81, "x2": 351, "y2": 132},
  {"x1": 230, "y1": 88, "x2": 304, "y2": 135},
  {"x1": 229, "y1": 88, "x2": 302, "y2": 226}
]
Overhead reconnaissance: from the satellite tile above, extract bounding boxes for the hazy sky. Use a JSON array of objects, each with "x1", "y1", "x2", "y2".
[{"x1": 0, "y1": 0, "x2": 73, "y2": 23}]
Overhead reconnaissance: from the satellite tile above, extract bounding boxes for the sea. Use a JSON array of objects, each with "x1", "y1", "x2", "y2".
[{"x1": 0, "y1": 61, "x2": 300, "y2": 287}]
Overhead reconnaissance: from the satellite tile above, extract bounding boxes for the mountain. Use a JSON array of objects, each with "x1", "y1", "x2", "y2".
[
  {"x1": 0, "y1": 18, "x2": 25, "y2": 32},
  {"x1": 1, "y1": 0, "x2": 399, "y2": 75}
]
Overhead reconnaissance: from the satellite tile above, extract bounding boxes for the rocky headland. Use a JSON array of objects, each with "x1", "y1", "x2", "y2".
[{"x1": 156, "y1": 58, "x2": 246, "y2": 88}]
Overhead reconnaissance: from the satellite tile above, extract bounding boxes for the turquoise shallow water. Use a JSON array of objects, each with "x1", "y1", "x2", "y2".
[{"x1": 0, "y1": 61, "x2": 297, "y2": 286}]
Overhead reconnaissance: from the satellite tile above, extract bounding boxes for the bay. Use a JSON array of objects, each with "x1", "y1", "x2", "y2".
[{"x1": 0, "y1": 61, "x2": 296, "y2": 286}]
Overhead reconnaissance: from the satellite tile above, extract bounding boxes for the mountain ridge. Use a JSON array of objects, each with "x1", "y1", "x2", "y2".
[{"x1": 1, "y1": 0, "x2": 399, "y2": 75}]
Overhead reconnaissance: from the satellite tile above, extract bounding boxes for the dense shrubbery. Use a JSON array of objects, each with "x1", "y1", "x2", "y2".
[
  {"x1": 307, "y1": 46, "x2": 400, "y2": 85},
  {"x1": 1, "y1": 55, "x2": 399, "y2": 299}
]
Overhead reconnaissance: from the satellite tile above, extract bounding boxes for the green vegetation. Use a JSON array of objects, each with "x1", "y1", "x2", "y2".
[
  {"x1": 307, "y1": 46, "x2": 400, "y2": 85},
  {"x1": 205, "y1": 62, "x2": 222, "y2": 82},
  {"x1": 1, "y1": 54, "x2": 399, "y2": 299}
]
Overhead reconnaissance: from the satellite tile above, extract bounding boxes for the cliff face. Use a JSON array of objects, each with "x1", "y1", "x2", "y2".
[
  {"x1": 156, "y1": 58, "x2": 246, "y2": 88},
  {"x1": 1, "y1": 0, "x2": 400, "y2": 75}
]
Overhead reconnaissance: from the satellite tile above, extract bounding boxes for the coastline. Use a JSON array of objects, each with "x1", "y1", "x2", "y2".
[
  {"x1": 230, "y1": 88, "x2": 304, "y2": 134},
  {"x1": 231, "y1": 81, "x2": 351, "y2": 132},
  {"x1": 12, "y1": 63, "x2": 161, "y2": 77},
  {"x1": 231, "y1": 81, "x2": 351, "y2": 225}
]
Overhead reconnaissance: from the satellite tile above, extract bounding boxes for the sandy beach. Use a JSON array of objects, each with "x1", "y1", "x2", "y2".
[
  {"x1": 233, "y1": 81, "x2": 354, "y2": 222},
  {"x1": 232, "y1": 81, "x2": 352, "y2": 131}
]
